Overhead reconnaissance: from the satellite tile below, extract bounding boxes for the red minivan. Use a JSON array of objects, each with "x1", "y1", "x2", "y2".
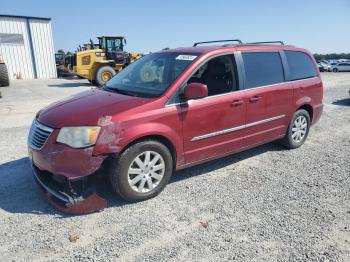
[{"x1": 28, "y1": 40, "x2": 323, "y2": 213}]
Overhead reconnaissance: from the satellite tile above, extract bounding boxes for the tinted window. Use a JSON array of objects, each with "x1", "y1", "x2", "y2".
[
  {"x1": 242, "y1": 52, "x2": 284, "y2": 89},
  {"x1": 285, "y1": 51, "x2": 317, "y2": 80}
]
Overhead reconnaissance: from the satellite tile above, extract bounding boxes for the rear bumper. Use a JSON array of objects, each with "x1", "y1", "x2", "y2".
[{"x1": 31, "y1": 162, "x2": 107, "y2": 214}]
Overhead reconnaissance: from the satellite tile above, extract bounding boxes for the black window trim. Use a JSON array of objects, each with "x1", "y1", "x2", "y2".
[{"x1": 165, "y1": 50, "x2": 319, "y2": 107}]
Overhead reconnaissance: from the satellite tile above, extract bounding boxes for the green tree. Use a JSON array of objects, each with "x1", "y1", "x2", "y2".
[{"x1": 314, "y1": 53, "x2": 350, "y2": 61}]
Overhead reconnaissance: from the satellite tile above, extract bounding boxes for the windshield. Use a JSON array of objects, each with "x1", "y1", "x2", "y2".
[
  {"x1": 106, "y1": 38, "x2": 123, "y2": 52},
  {"x1": 104, "y1": 53, "x2": 199, "y2": 97}
]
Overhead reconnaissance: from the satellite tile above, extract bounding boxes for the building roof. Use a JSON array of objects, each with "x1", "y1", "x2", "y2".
[{"x1": 0, "y1": 14, "x2": 51, "y2": 21}]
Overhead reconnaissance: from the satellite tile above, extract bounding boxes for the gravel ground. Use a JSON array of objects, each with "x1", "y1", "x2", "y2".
[{"x1": 0, "y1": 74, "x2": 349, "y2": 262}]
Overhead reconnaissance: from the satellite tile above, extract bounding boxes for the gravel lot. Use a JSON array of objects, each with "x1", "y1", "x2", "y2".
[{"x1": 0, "y1": 74, "x2": 349, "y2": 262}]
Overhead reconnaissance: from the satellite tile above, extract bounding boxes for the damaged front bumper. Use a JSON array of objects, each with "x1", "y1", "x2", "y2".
[{"x1": 31, "y1": 162, "x2": 107, "y2": 214}]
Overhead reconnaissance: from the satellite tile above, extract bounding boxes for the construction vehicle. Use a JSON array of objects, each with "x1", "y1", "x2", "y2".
[
  {"x1": 55, "y1": 53, "x2": 65, "y2": 66},
  {"x1": 74, "y1": 36, "x2": 142, "y2": 86},
  {"x1": 0, "y1": 54, "x2": 10, "y2": 87}
]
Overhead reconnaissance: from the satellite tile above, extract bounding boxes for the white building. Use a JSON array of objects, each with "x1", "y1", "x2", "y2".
[{"x1": 0, "y1": 14, "x2": 57, "y2": 79}]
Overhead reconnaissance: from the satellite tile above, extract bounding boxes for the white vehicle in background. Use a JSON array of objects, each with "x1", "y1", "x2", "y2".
[
  {"x1": 330, "y1": 62, "x2": 350, "y2": 72},
  {"x1": 324, "y1": 62, "x2": 338, "y2": 72},
  {"x1": 317, "y1": 62, "x2": 328, "y2": 72}
]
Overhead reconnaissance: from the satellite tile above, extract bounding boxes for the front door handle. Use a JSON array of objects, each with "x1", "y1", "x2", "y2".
[
  {"x1": 231, "y1": 100, "x2": 244, "y2": 106},
  {"x1": 249, "y1": 96, "x2": 261, "y2": 103}
]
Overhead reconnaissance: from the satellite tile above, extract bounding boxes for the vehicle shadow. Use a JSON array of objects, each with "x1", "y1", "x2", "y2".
[
  {"x1": 0, "y1": 157, "x2": 128, "y2": 217},
  {"x1": 0, "y1": 142, "x2": 285, "y2": 216},
  {"x1": 172, "y1": 141, "x2": 284, "y2": 183},
  {"x1": 332, "y1": 97, "x2": 350, "y2": 107}
]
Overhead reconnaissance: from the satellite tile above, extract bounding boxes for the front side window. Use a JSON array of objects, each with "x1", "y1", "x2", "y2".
[
  {"x1": 105, "y1": 53, "x2": 198, "y2": 97},
  {"x1": 187, "y1": 55, "x2": 237, "y2": 96},
  {"x1": 242, "y1": 52, "x2": 284, "y2": 89},
  {"x1": 285, "y1": 51, "x2": 317, "y2": 81}
]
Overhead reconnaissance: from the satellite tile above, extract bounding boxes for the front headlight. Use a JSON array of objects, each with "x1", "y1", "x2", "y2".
[{"x1": 56, "y1": 126, "x2": 101, "y2": 148}]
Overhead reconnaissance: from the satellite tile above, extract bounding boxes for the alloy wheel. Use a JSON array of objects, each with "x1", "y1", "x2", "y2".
[
  {"x1": 127, "y1": 151, "x2": 165, "y2": 193},
  {"x1": 291, "y1": 115, "x2": 308, "y2": 143}
]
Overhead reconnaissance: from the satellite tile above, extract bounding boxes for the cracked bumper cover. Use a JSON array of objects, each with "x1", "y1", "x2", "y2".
[
  {"x1": 31, "y1": 162, "x2": 107, "y2": 214},
  {"x1": 28, "y1": 144, "x2": 108, "y2": 214}
]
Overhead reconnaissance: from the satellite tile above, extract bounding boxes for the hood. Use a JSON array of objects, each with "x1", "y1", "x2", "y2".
[{"x1": 37, "y1": 89, "x2": 152, "y2": 128}]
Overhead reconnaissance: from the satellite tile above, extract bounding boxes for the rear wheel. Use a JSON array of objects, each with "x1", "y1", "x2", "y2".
[
  {"x1": 95, "y1": 66, "x2": 116, "y2": 87},
  {"x1": 281, "y1": 109, "x2": 310, "y2": 149},
  {"x1": 0, "y1": 63, "x2": 10, "y2": 87},
  {"x1": 110, "y1": 140, "x2": 174, "y2": 202}
]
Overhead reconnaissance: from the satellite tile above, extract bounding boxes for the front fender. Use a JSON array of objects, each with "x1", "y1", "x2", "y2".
[
  {"x1": 94, "y1": 120, "x2": 184, "y2": 166},
  {"x1": 123, "y1": 123, "x2": 184, "y2": 166}
]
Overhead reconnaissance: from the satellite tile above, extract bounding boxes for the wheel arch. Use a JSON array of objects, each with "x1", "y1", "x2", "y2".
[
  {"x1": 297, "y1": 104, "x2": 313, "y2": 122},
  {"x1": 118, "y1": 134, "x2": 178, "y2": 169}
]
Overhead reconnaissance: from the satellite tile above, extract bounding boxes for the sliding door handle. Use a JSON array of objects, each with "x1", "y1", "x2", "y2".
[
  {"x1": 231, "y1": 100, "x2": 244, "y2": 106},
  {"x1": 249, "y1": 96, "x2": 261, "y2": 103}
]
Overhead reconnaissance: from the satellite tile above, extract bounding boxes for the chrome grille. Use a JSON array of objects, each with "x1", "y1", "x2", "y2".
[{"x1": 28, "y1": 120, "x2": 54, "y2": 150}]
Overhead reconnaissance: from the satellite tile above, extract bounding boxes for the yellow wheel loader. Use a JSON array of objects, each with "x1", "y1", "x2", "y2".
[{"x1": 74, "y1": 36, "x2": 142, "y2": 86}]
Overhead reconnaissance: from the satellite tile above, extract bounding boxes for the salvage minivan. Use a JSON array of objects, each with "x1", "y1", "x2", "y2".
[{"x1": 28, "y1": 40, "x2": 323, "y2": 213}]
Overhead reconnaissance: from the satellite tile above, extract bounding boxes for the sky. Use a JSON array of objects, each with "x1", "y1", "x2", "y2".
[{"x1": 1, "y1": 0, "x2": 349, "y2": 54}]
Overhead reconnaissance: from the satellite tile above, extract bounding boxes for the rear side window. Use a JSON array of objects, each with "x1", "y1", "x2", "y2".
[
  {"x1": 242, "y1": 52, "x2": 284, "y2": 89},
  {"x1": 285, "y1": 51, "x2": 317, "y2": 81}
]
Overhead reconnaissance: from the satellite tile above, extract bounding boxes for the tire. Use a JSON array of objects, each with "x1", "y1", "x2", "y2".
[
  {"x1": 95, "y1": 66, "x2": 116, "y2": 87},
  {"x1": 281, "y1": 109, "x2": 311, "y2": 149},
  {"x1": 0, "y1": 63, "x2": 10, "y2": 87},
  {"x1": 88, "y1": 79, "x2": 98, "y2": 86},
  {"x1": 110, "y1": 140, "x2": 174, "y2": 202},
  {"x1": 332, "y1": 68, "x2": 338, "y2": 72}
]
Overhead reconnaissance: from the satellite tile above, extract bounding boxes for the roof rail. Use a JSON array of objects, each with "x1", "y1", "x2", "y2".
[
  {"x1": 246, "y1": 41, "x2": 285, "y2": 45},
  {"x1": 193, "y1": 39, "x2": 243, "y2": 47}
]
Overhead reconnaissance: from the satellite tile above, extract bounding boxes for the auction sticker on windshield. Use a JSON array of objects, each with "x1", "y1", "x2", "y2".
[{"x1": 175, "y1": 55, "x2": 197, "y2": 61}]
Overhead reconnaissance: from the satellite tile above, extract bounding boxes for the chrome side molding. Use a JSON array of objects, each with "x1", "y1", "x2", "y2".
[{"x1": 191, "y1": 115, "x2": 285, "y2": 141}]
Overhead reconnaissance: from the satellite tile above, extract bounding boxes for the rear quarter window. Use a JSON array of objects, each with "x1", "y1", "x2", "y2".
[
  {"x1": 285, "y1": 51, "x2": 317, "y2": 81},
  {"x1": 242, "y1": 52, "x2": 284, "y2": 89}
]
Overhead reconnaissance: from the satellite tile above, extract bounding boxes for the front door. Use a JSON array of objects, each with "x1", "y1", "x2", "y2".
[{"x1": 181, "y1": 55, "x2": 246, "y2": 164}]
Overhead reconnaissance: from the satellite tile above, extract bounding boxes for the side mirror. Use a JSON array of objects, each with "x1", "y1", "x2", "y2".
[{"x1": 183, "y1": 83, "x2": 208, "y2": 100}]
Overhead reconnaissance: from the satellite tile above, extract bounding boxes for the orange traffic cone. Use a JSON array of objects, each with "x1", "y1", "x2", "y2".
[{"x1": 17, "y1": 72, "x2": 23, "y2": 79}]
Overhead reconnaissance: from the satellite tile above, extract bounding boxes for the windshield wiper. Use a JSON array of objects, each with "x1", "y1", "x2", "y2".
[{"x1": 103, "y1": 85, "x2": 140, "y2": 97}]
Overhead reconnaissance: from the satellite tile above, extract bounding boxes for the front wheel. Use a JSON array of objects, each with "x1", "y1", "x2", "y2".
[
  {"x1": 110, "y1": 140, "x2": 174, "y2": 202},
  {"x1": 332, "y1": 68, "x2": 338, "y2": 72},
  {"x1": 281, "y1": 109, "x2": 311, "y2": 149}
]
